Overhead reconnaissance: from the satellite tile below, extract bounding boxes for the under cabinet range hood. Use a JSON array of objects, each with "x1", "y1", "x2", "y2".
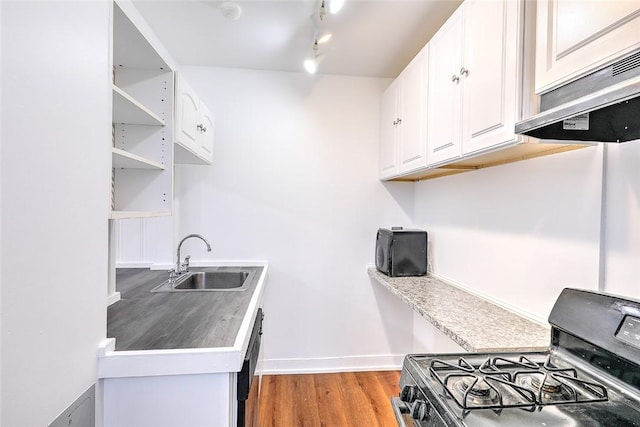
[{"x1": 516, "y1": 50, "x2": 640, "y2": 143}]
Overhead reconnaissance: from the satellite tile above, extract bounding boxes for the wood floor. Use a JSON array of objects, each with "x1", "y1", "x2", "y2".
[{"x1": 258, "y1": 371, "x2": 401, "y2": 427}]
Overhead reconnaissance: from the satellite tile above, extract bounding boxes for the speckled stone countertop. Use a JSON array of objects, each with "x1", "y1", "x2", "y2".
[{"x1": 368, "y1": 267, "x2": 550, "y2": 352}]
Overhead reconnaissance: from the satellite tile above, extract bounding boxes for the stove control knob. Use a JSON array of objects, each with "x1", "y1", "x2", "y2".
[
  {"x1": 411, "y1": 400, "x2": 431, "y2": 421},
  {"x1": 399, "y1": 385, "x2": 419, "y2": 403}
]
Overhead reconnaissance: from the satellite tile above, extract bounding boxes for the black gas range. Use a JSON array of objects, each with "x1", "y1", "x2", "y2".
[{"x1": 392, "y1": 288, "x2": 640, "y2": 426}]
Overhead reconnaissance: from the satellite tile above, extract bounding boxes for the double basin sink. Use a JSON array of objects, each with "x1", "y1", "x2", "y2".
[{"x1": 151, "y1": 269, "x2": 254, "y2": 293}]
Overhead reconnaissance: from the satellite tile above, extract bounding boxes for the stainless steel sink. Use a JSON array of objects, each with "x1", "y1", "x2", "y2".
[{"x1": 151, "y1": 269, "x2": 253, "y2": 292}]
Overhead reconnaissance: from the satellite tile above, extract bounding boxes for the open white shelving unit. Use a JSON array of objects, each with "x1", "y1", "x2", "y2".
[{"x1": 110, "y1": 0, "x2": 174, "y2": 219}]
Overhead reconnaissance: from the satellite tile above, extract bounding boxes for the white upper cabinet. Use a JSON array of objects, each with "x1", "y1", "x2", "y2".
[
  {"x1": 535, "y1": 0, "x2": 640, "y2": 93},
  {"x1": 427, "y1": 8, "x2": 463, "y2": 165},
  {"x1": 379, "y1": 45, "x2": 429, "y2": 179},
  {"x1": 175, "y1": 74, "x2": 214, "y2": 165},
  {"x1": 379, "y1": 80, "x2": 400, "y2": 179},
  {"x1": 427, "y1": 0, "x2": 524, "y2": 165},
  {"x1": 461, "y1": 0, "x2": 521, "y2": 155},
  {"x1": 398, "y1": 46, "x2": 429, "y2": 174}
]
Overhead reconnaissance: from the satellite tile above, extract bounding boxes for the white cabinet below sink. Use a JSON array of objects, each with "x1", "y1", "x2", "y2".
[{"x1": 175, "y1": 74, "x2": 215, "y2": 165}]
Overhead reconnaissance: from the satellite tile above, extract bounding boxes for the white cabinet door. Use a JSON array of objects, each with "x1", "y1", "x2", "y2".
[
  {"x1": 427, "y1": 8, "x2": 463, "y2": 165},
  {"x1": 379, "y1": 80, "x2": 399, "y2": 179},
  {"x1": 461, "y1": 0, "x2": 521, "y2": 155},
  {"x1": 175, "y1": 74, "x2": 214, "y2": 165},
  {"x1": 176, "y1": 77, "x2": 199, "y2": 153},
  {"x1": 197, "y1": 103, "x2": 214, "y2": 164},
  {"x1": 535, "y1": 0, "x2": 640, "y2": 93},
  {"x1": 398, "y1": 46, "x2": 428, "y2": 174}
]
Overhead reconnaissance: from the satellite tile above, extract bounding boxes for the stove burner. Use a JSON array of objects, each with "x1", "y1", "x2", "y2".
[
  {"x1": 517, "y1": 374, "x2": 573, "y2": 402},
  {"x1": 454, "y1": 377, "x2": 500, "y2": 406},
  {"x1": 427, "y1": 355, "x2": 608, "y2": 413},
  {"x1": 531, "y1": 375, "x2": 561, "y2": 394}
]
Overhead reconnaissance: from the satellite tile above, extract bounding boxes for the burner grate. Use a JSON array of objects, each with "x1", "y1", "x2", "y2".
[{"x1": 429, "y1": 355, "x2": 608, "y2": 414}]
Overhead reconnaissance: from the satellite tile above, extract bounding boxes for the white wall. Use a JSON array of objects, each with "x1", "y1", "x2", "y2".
[
  {"x1": 174, "y1": 66, "x2": 417, "y2": 372},
  {"x1": 414, "y1": 142, "x2": 640, "y2": 323},
  {"x1": 412, "y1": 312, "x2": 466, "y2": 354},
  {"x1": 1, "y1": 2, "x2": 110, "y2": 425},
  {"x1": 0, "y1": 1, "x2": 3, "y2": 423},
  {"x1": 603, "y1": 143, "x2": 640, "y2": 298}
]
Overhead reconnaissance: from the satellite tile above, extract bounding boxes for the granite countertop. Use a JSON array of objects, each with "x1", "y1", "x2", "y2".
[
  {"x1": 99, "y1": 263, "x2": 268, "y2": 378},
  {"x1": 368, "y1": 267, "x2": 550, "y2": 352}
]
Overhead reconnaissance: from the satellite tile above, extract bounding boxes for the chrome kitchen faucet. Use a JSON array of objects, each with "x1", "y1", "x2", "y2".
[{"x1": 169, "y1": 234, "x2": 212, "y2": 287}]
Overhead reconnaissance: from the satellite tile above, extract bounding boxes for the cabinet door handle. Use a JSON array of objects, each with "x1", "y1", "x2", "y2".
[
  {"x1": 451, "y1": 74, "x2": 460, "y2": 83},
  {"x1": 393, "y1": 119, "x2": 398, "y2": 126},
  {"x1": 397, "y1": 118, "x2": 402, "y2": 125},
  {"x1": 460, "y1": 67, "x2": 469, "y2": 77},
  {"x1": 197, "y1": 124, "x2": 207, "y2": 133}
]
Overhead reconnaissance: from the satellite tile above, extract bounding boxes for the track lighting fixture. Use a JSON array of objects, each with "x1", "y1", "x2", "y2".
[
  {"x1": 304, "y1": 40, "x2": 323, "y2": 74},
  {"x1": 305, "y1": 0, "x2": 344, "y2": 74},
  {"x1": 319, "y1": 0, "x2": 344, "y2": 20},
  {"x1": 328, "y1": 0, "x2": 344, "y2": 14},
  {"x1": 317, "y1": 33, "x2": 332, "y2": 44},
  {"x1": 319, "y1": 0, "x2": 326, "y2": 21}
]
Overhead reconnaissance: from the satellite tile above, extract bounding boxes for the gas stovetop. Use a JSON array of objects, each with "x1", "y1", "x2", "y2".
[{"x1": 392, "y1": 289, "x2": 640, "y2": 427}]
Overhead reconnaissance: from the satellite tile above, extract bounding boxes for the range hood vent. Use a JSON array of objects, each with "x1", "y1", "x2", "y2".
[{"x1": 516, "y1": 50, "x2": 640, "y2": 143}]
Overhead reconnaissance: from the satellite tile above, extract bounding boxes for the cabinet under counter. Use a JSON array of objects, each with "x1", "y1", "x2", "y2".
[{"x1": 98, "y1": 263, "x2": 268, "y2": 427}]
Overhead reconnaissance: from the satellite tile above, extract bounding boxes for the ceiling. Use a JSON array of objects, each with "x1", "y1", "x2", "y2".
[{"x1": 131, "y1": 0, "x2": 462, "y2": 78}]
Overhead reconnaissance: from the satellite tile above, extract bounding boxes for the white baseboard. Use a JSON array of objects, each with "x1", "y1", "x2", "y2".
[{"x1": 262, "y1": 354, "x2": 404, "y2": 375}]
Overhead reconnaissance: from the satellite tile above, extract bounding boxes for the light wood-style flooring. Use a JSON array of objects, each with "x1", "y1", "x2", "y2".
[{"x1": 258, "y1": 371, "x2": 401, "y2": 427}]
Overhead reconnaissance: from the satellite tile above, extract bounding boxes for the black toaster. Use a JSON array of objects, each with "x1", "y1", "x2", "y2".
[{"x1": 375, "y1": 227, "x2": 428, "y2": 277}]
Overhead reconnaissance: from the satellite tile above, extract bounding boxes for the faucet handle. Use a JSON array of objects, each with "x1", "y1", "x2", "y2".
[
  {"x1": 168, "y1": 269, "x2": 178, "y2": 288},
  {"x1": 181, "y1": 255, "x2": 191, "y2": 272}
]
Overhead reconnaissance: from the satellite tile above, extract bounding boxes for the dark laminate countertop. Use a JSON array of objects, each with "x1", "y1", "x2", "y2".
[{"x1": 108, "y1": 266, "x2": 264, "y2": 351}]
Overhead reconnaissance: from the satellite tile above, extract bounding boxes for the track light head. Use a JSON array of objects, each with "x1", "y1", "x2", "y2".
[{"x1": 329, "y1": 0, "x2": 344, "y2": 14}]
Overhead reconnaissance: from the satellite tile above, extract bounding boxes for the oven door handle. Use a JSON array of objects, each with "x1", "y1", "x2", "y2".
[{"x1": 237, "y1": 308, "x2": 263, "y2": 401}]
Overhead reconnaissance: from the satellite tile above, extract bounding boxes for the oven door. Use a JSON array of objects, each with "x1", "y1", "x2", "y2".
[{"x1": 237, "y1": 309, "x2": 263, "y2": 427}]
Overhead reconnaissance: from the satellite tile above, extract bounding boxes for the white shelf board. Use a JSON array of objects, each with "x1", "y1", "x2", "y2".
[
  {"x1": 112, "y1": 148, "x2": 164, "y2": 170},
  {"x1": 113, "y1": 85, "x2": 164, "y2": 126},
  {"x1": 109, "y1": 210, "x2": 171, "y2": 220}
]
